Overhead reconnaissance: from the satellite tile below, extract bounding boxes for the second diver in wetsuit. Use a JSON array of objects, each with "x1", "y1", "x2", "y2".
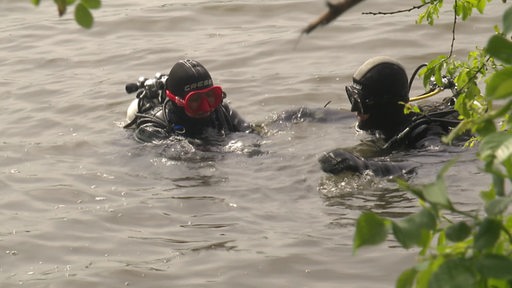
[{"x1": 319, "y1": 56, "x2": 463, "y2": 177}]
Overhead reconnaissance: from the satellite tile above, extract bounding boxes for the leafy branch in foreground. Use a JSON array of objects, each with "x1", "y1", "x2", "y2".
[
  {"x1": 31, "y1": 0, "x2": 101, "y2": 29},
  {"x1": 354, "y1": 5, "x2": 512, "y2": 288}
]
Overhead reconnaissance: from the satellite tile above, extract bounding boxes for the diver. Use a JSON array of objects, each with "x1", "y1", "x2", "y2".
[
  {"x1": 319, "y1": 56, "x2": 463, "y2": 177},
  {"x1": 123, "y1": 59, "x2": 252, "y2": 143}
]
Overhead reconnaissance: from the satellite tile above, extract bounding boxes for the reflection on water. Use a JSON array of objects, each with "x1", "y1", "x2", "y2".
[{"x1": 318, "y1": 171, "x2": 417, "y2": 218}]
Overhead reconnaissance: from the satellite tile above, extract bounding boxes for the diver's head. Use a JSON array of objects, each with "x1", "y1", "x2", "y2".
[
  {"x1": 345, "y1": 56, "x2": 409, "y2": 132},
  {"x1": 165, "y1": 59, "x2": 223, "y2": 118}
]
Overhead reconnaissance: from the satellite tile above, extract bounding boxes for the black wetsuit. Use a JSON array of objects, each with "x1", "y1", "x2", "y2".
[
  {"x1": 126, "y1": 94, "x2": 251, "y2": 143},
  {"x1": 319, "y1": 101, "x2": 463, "y2": 177}
]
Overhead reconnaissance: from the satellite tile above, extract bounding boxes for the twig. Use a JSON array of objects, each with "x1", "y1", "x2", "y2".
[
  {"x1": 301, "y1": 0, "x2": 365, "y2": 35},
  {"x1": 448, "y1": 0, "x2": 458, "y2": 58},
  {"x1": 362, "y1": 3, "x2": 431, "y2": 15}
]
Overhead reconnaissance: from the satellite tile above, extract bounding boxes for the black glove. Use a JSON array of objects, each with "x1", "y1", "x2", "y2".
[
  {"x1": 134, "y1": 124, "x2": 170, "y2": 143},
  {"x1": 319, "y1": 148, "x2": 368, "y2": 174},
  {"x1": 319, "y1": 148, "x2": 416, "y2": 177}
]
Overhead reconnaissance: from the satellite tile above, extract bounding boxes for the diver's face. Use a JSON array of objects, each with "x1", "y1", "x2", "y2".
[
  {"x1": 356, "y1": 109, "x2": 380, "y2": 132},
  {"x1": 346, "y1": 84, "x2": 374, "y2": 131},
  {"x1": 357, "y1": 102, "x2": 407, "y2": 133}
]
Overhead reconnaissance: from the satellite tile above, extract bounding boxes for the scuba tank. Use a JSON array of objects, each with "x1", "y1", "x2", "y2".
[
  {"x1": 126, "y1": 98, "x2": 139, "y2": 123},
  {"x1": 123, "y1": 73, "x2": 167, "y2": 128}
]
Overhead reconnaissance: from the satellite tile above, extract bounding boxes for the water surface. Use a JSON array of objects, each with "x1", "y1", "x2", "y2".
[{"x1": 0, "y1": 1, "x2": 502, "y2": 287}]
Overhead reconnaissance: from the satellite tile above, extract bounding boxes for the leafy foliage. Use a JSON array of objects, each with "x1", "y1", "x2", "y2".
[
  {"x1": 31, "y1": 0, "x2": 101, "y2": 29},
  {"x1": 354, "y1": 3, "x2": 512, "y2": 288}
]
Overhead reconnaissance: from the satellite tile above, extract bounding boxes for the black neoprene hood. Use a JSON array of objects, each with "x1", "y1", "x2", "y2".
[
  {"x1": 166, "y1": 59, "x2": 214, "y2": 98},
  {"x1": 352, "y1": 56, "x2": 409, "y2": 104}
]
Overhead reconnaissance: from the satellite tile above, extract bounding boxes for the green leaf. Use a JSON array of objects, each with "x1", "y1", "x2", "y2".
[
  {"x1": 445, "y1": 221, "x2": 471, "y2": 242},
  {"x1": 503, "y1": 157, "x2": 512, "y2": 180},
  {"x1": 422, "y1": 181, "x2": 451, "y2": 209},
  {"x1": 503, "y1": 6, "x2": 512, "y2": 34},
  {"x1": 428, "y1": 259, "x2": 476, "y2": 288},
  {"x1": 485, "y1": 196, "x2": 512, "y2": 217},
  {"x1": 396, "y1": 267, "x2": 418, "y2": 288},
  {"x1": 434, "y1": 64, "x2": 444, "y2": 87},
  {"x1": 353, "y1": 212, "x2": 389, "y2": 251},
  {"x1": 32, "y1": 0, "x2": 41, "y2": 5},
  {"x1": 392, "y1": 208, "x2": 436, "y2": 249},
  {"x1": 492, "y1": 174, "x2": 505, "y2": 198},
  {"x1": 474, "y1": 119, "x2": 498, "y2": 138},
  {"x1": 480, "y1": 188, "x2": 496, "y2": 202},
  {"x1": 443, "y1": 120, "x2": 472, "y2": 144},
  {"x1": 421, "y1": 159, "x2": 455, "y2": 209},
  {"x1": 476, "y1": 254, "x2": 512, "y2": 280},
  {"x1": 474, "y1": 218, "x2": 502, "y2": 250},
  {"x1": 486, "y1": 67, "x2": 512, "y2": 99},
  {"x1": 476, "y1": 0, "x2": 487, "y2": 14},
  {"x1": 414, "y1": 260, "x2": 439, "y2": 288},
  {"x1": 506, "y1": 215, "x2": 512, "y2": 230},
  {"x1": 74, "y1": 3, "x2": 93, "y2": 29},
  {"x1": 478, "y1": 132, "x2": 512, "y2": 162},
  {"x1": 494, "y1": 135, "x2": 512, "y2": 164},
  {"x1": 486, "y1": 35, "x2": 512, "y2": 65},
  {"x1": 81, "y1": 0, "x2": 101, "y2": 9},
  {"x1": 396, "y1": 178, "x2": 426, "y2": 202}
]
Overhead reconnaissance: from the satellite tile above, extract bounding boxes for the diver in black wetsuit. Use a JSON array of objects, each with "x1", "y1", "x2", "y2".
[
  {"x1": 124, "y1": 59, "x2": 252, "y2": 143},
  {"x1": 319, "y1": 56, "x2": 462, "y2": 177}
]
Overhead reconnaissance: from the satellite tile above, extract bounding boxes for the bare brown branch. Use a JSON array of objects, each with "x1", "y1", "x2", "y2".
[
  {"x1": 448, "y1": 0, "x2": 458, "y2": 58},
  {"x1": 301, "y1": 0, "x2": 364, "y2": 35},
  {"x1": 361, "y1": 3, "x2": 430, "y2": 16}
]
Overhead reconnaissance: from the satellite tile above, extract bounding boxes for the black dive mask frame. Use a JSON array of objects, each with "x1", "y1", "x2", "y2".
[{"x1": 345, "y1": 84, "x2": 373, "y2": 114}]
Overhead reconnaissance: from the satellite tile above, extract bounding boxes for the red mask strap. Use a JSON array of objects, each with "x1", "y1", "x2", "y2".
[{"x1": 166, "y1": 90, "x2": 186, "y2": 106}]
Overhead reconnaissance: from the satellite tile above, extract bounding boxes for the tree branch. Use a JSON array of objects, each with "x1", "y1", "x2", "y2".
[
  {"x1": 448, "y1": 0, "x2": 458, "y2": 59},
  {"x1": 301, "y1": 0, "x2": 365, "y2": 35},
  {"x1": 361, "y1": 3, "x2": 431, "y2": 16}
]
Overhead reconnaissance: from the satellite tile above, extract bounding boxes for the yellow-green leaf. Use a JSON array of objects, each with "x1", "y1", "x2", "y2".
[
  {"x1": 81, "y1": 0, "x2": 101, "y2": 9},
  {"x1": 74, "y1": 3, "x2": 93, "y2": 29}
]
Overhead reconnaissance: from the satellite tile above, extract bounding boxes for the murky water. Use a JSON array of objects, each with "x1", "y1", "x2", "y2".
[{"x1": 0, "y1": 1, "x2": 504, "y2": 287}]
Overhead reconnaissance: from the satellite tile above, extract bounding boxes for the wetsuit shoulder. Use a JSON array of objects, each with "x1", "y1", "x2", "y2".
[
  {"x1": 408, "y1": 121, "x2": 446, "y2": 149},
  {"x1": 384, "y1": 106, "x2": 461, "y2": 150}
]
